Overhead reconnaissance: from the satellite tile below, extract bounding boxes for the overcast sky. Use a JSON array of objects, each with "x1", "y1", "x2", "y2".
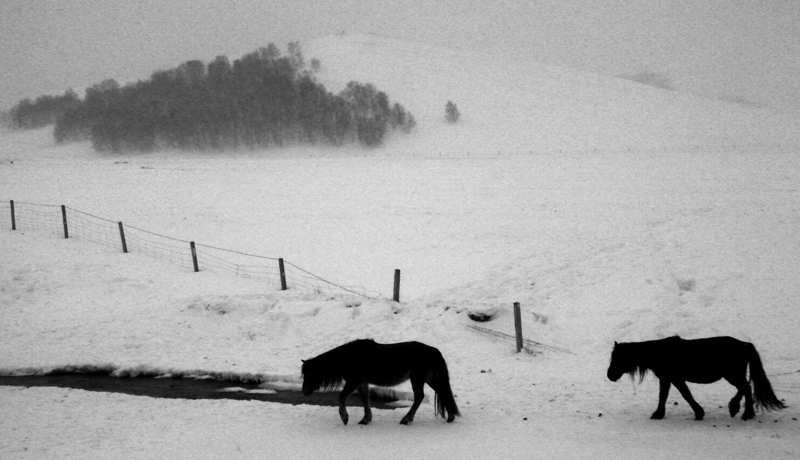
[{"x1": 2, "y1": 0, "x2": 800, "y2": 111}]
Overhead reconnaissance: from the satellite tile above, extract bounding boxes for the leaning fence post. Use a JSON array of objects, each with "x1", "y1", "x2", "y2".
[
  {"x1": 10, "y1": 200, "x2": 15, "y2": 230},
  {"x1": 118, "y1": 222, "x2": 128, "y2": 253},
  {"x1": 393, "y1": 269, "x2": 401, "y2": 302},
  {"x1": 278, "y1": 258, "x2": 287, "y2": 290},
  {"x1": 61, "y1": 205, "x2": 69, "y2": 238},
  {"x1": 190, "y1": 241, "x2": 199, "y2": 272},
  {"x1": 513, "y1": 302, "x2": 523, "y2": 353}
]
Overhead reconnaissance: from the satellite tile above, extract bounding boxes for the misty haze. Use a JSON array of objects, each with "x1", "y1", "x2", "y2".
[{"x1": 2, "y1": 3, "x2": 800, "y2": 459}]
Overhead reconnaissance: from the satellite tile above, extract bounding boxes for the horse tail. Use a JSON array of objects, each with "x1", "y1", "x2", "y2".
[
  {"x1": 431, "y1": 350, "x2": 460, "y2": 420},
  {"x1": 747, "y1": 343, "x2": 787, "y2": 412}
]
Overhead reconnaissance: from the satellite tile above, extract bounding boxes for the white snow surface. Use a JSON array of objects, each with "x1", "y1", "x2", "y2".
[{"x1": 1, "y1": 33, "x2": 799, "y2": 459}]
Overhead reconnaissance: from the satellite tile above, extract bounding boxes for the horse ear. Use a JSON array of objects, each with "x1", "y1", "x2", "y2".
[
  {"x1": 301, "y1": 359, "x2": 306, "y2": 363},
  {"x1": 614, "y1": 341, "x2": 618, "y2": 346}
]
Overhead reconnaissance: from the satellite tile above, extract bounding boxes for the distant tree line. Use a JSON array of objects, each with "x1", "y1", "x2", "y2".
[
  {"x1": 16, "y1": 42, "x2": 415, "y2": 152},
  {"x1": 10, "y1": 90, "x2": 81, "y2": 129}
]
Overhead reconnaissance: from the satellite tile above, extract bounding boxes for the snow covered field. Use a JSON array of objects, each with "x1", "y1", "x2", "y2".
[{"x1": 2, "y1": 34, "x2": 799, "y2": 459}]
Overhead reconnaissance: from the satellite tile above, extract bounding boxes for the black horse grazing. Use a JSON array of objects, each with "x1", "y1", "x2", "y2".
[
  {"x1": 608, "y1": 336, "x2": 786, "y2": 420},
  {"x1": 301, "y1": 339, "x2": 460, "y2": 425}
]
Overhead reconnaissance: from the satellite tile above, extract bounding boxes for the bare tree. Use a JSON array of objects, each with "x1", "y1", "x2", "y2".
[{"x1": 445, "y1": 100, "x2": 460, "y2": 123}]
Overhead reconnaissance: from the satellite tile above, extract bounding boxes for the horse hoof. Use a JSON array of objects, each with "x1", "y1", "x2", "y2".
[
  {"x1": 358, "y1": 419, "x2": 371, "y2": 425},
  {"x1": 447, "y1": 416, "x2": 455, "y2": 423},
  {"x1": 341, "y1": 417, "x2": 349, "y2": 425},
  {"x1": 650, "y1": 412, "x2": 665, "y2": 420},
  {"x1": 399, "y1": 419, "x2": 410, "y2": 425}
]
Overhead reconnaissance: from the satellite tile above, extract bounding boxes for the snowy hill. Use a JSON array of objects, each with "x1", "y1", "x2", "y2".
[
  {"x1": 306, "y1": 33, "x2": 799, "y2": 154},
  {"x1": 1, "y1": 34, "x2": 799, "y2": 459}
]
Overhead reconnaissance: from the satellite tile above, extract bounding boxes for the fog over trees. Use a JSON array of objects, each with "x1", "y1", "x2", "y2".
[
  {"x1": 13, "y1": 42, "x2": 415, "y2": 152},
  {"x1": 9, "y1": 90, "x2": 81, "y2": 130}
]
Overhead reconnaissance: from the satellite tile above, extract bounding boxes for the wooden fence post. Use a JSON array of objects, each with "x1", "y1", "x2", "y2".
[
  {"x1": 513, "y1": 302, "x2": 523, "y2": 353},
  {"x1": 10, "y1": 200, "x2": 15, "y2": 230},
  {"x1": 190, "y1": 241, "x2": 199, "y2": 272},
  {"x1": 118, "y1": 222, "x2": 128, "y2": 253},
  {"x1": 393, "y1": 269, "x2": 401, "y2": 302},
  {"x1": 61, "y1": 205, "x2": 69, "y2": 239},
  {"x1": 278, "y1": 258, "x2": 287, "y2": 290}
]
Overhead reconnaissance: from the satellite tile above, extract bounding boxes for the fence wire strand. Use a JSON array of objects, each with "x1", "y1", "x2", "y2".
[
  {"x1": 124, "y1": 227, "x2": 195, "y2": 270},
  {"x1": 284, "y1": 260, "x2": 381, "y2": 298},
  {"x1": 8, "y1": 202, "x2": 63, "y2": 237},
  {"x1": 67, "y1": 210, "x2": 122, "y2": 250},
  {"x1": 194, "y1": 245, "x2": 282, "y2": 287},
  {"x1": 0, "y1": 201, "x2": 10, "y2": 228},
  {"x1": 3, "y1": 200, "x2": 380, "y2": 298}
]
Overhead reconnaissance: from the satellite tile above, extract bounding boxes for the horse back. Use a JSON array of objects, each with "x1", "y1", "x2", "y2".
[
  {"x1": 656, "y1": 336, "x2": 751, "y2": 383},
  {"x1": 371, "y1": 341, "x2": 442, "y2": 367},
  {"x1": 363, "y1": 341, "x2": 443, "y2": 386},
  {"x1": 677, "y1": 336, "x2": 749, "y2": 358}
]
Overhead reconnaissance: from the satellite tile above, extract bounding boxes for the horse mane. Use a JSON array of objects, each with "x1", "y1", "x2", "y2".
[
  {"x1": 613, "y1": 340, "x2": 663, "y2": 383},
  {"x1": 302, "y1": 362, "x2": 344, "y2": 393},
  {"x1": 615, "y1": 349, "x2": 651, "y2": 384},
  {"x1": 628, "y1": 365, "x2": 651, "y2": 384},
  {"x1": 301, "y1": 339, "x2": 374, "y2": 392}
]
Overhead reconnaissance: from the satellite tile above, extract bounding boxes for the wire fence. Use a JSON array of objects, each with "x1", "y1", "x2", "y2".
[{"x1": 1, "y1": 200, "x2": 382, "y2": 299}]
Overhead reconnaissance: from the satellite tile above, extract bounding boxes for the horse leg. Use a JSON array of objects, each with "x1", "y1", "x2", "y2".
[
  {"x1": 400, "y1": 378, "x2": 425, "y2": 425},
  {"x1": 356, "y1": 383, "x2": 373, "y2": 425},
  {"x1": 728, "y1": 389, "x2": 743, "y2": 418},
  {"x1": 741, "y1": 388, "x2": 756, "y2": 421},
  {"x1": 723, "y1": 375, "x2": 746, "y2": 418},
  {"x1": 725, "y1": 376, "x2": 755, "y2": 420},
  {"x1": 651, "y1": 378, "x2": 670, "y2": 419},
  {"x1": 672, "y1": 380, "x2": 704, "y2": 421},
  {"x1": 338, "y1": 381, "x2": 359, "y2": 425}
]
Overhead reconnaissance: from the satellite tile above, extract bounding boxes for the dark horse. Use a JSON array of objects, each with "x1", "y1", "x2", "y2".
[
  {"x1": 301, "y1": 339, "x2": 460, "y2": 425},
  {"x1": 608, "y1": 336, "x2": 786, "y2": 420}
]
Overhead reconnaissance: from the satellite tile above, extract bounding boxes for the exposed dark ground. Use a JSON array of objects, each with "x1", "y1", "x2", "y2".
[{"x1": 0, "y1": 373, "x2": 399, "y2": 409}]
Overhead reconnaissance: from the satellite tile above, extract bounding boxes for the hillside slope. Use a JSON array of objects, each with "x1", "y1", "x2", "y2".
[
  {"x1": 307, "y1": 33, "x2": 799, "y2": 154},
  {"x1": 1, "y1": 33, "x2": 799, "y2": 460}
]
